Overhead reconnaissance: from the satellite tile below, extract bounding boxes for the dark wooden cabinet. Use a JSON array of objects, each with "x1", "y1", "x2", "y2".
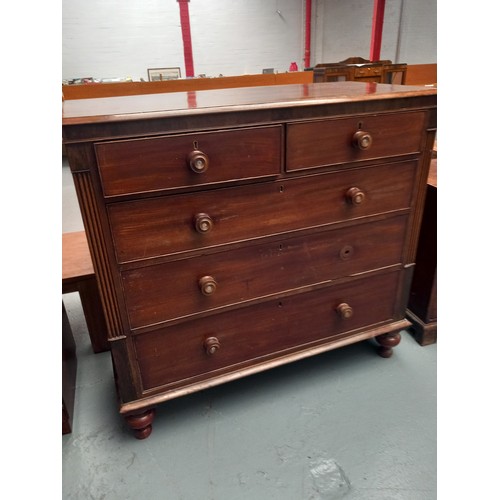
[
  {"x1": 62, "y1": 82, "x2": 436, "y2": 439},
  {"x1": 407, "y1": 158, "x2": 437, "y2": 345}
]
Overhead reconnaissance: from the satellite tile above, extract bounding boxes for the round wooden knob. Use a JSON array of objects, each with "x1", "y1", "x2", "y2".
[
  {"x1": 204, "y1": 336, "x2": 220, "y2": 355},
  {"x1": 199, "y1": 275, "x2": 217, "y2": 296},
  {"x1": 336, "y1": 302, "x2": 354, "y2": 320},
  {"x1": 187, "y1": 150, "x2": 209, "y2": 173},
  {"x1": 194, "y1": 213, "x2": 213, "y2": 234},
  {"x1": 352, "y1": 130, "x2": 373, "y2": 150},
  {"x1": 345, "y1": 187, "x2": 366, "y2": 205}
]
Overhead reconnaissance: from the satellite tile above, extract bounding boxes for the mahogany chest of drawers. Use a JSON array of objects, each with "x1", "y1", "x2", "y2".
[{"x1": 62, "y1": 82, "x2": 437, "y2": 439}]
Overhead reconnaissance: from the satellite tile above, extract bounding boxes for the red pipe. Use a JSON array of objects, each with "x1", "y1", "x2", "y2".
[
  {"x1": 369, "y1": 0, "x2": 386, "y2": 61},
  {"x1": 304, "y1": 0, "x2": 312, "y2": 68},
  {"x1": 177, "y1": 0, "x2": 194, "y2": 78}
]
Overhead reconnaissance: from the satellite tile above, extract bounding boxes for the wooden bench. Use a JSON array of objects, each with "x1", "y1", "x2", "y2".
[{"x1": 62, "y1": 231, "x2": 109, "y2": 353}]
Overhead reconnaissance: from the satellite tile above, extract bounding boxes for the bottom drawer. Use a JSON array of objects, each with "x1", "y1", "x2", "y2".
[{"x1": 134, "y1": 269, "x2": 402, "y2": 392}]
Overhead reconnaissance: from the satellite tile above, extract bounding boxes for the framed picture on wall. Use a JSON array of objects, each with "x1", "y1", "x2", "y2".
[{"x1": 147, "y1": 67, "x2": 182, "y2": 82}]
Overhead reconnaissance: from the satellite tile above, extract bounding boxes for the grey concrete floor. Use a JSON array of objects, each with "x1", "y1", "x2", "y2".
[{"x1": 62, "y1": 158, "x2": 437, "y2": 500}]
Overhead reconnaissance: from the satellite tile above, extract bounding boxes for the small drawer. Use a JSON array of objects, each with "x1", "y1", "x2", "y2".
[
  {"x1": 108, "y1": 160, "x2": 417, "y2": 264},
  {"x1": 354, "y1": 67, "x2": 382, "y2": 77},
  {"x1": 95, "y1": 126, "x2": 282, "y2": 197},
  {"x1": 122, "y1": 216, "x2": 408, "y2": 329},
  {"x1": 286, "y1": 111, "x2": 425, "y2": 172},
  {"x1": 134, "y1": 269, "x2": 402, "y2": 391}
]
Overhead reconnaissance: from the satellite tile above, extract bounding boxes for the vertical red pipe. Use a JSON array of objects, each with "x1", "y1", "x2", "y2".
[
  {"x1": 369, "y1": 0, "x2": 386, "y2": 61},
  {"x1": 177, "y1": 0, "x2": 194, "y2": 78},
  {"x1": 304, "y1": 0, "x2": 312, "y2": 68}
]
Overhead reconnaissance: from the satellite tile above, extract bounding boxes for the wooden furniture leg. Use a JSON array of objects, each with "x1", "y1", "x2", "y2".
[
  {"x1": 63, "y1": 231, "x2": 109, "y2": 353},
  {"x1": 62, "y1": 301, "x2": 77, "y2": 434},
  {"x1": 125, "y1": 409, "x2": 156, "y2": 440},
  {"x1": 76, "y1": 277, "x2": 109, "y2": 353},
  {"x1": 375, "y1": 331, "x2": 401, "y2": 358}
]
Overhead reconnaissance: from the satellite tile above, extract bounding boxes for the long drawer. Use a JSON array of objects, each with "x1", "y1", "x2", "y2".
[
  {"x1": 108, "y1": 160, "x2": 417, "y2": 264},
  {"x1": 122, "y1": 215, "x2": 407, "y2": 329},
  {"x1": 286, "y1": 111, "x2": 426, "y2": 171},
  {"x1": 95, "y1": 125, "x2": 282, "y2": 197},
  {"x1": 134, "y1": 269, "x2": 402, "y2": 392}
]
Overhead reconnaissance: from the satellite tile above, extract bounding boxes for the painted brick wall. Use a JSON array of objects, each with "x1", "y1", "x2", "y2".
[
  {"x1": 62, "y1": 0, "x2": 436, "y2": 81},
  {"x1": 62, "y1": 0, "x2": 184, "y2": 81},
  {"x1": 397, "y1": 0, "x2": 437, "y2": 64},
  {"x1": 314, "y1": 0, "x2": 436, "y2": 65},
  {"x1": 190, "y1": 0, "x2": 304, "y2": 77}
]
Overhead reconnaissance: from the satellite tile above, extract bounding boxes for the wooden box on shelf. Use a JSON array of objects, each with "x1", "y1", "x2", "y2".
[{"x1": 313, "y1": 57, "x2": 407, "y2": 84}]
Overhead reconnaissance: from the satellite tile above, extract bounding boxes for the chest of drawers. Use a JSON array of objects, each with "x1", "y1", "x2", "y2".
[{"x1": 62, "y1": 82, "x2": 437, "y2": 439}]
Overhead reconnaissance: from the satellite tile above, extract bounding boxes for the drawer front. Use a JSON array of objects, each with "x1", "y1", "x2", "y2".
[
  {"x1": 95, "y1": 126, "x2": 282, "y2": 197},
  {"x1": 354, "y1": 67, "x2": 382, "y2": 77},
  {"x1": 122, "y1": 216, "x2": 407, "y2": 329},
  {"x1": 286, "y1": 111, "x2": 425, "y2": 171},
  {"x1": 109, "y1": 160, "x2": 416, "y2": 263},
  {"x1": 134, "y1": 270, "x2": 401, "y2": 391}
]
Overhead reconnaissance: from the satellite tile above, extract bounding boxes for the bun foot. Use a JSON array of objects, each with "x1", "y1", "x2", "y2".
[
  {"x1": 375, "y1": 332, "x2": 401, "y2": 358},
  {"x1": 125, "y1": 409, "x2": 156, "y2": 439}
]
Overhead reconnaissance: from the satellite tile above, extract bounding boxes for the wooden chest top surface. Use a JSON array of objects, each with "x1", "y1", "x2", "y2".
[{"x1": 62, "y1": 82, "x2": 436, "y2": 125}]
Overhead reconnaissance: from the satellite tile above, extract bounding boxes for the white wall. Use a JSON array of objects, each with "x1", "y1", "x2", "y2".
[
  {"x1": 313, "y1": 0, "x2": 436, "y2": 65},
  {"x1": 62, "y1": 0, "x2": 185, "y2": 81},
  {"x1": 396, "y1": 0, "x2": 437, "y2": 64},
  {"x1": 190, "y1": 0, "x2": 304, "y2": 77},
  {"x1": 62, "y1": 0, "x2": 436, "y2": 81}
]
